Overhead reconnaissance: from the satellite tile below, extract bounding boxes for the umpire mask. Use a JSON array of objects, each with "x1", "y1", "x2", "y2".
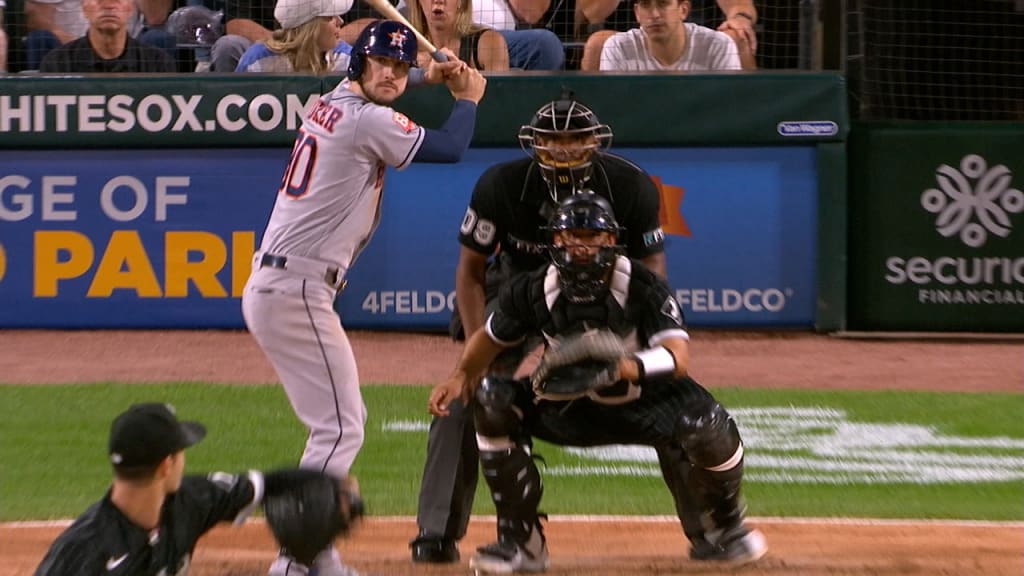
[
  {"x1": 547, "y1": 193, "x2": 622, "y2": 304},
  {"x1": 519, "y1": 94, "x2": 613, "y2": 204}
]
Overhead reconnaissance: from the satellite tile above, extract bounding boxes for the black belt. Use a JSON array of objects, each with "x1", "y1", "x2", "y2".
[{"x1": 259, "y1": 253, "x2": 344, "y2": 289}]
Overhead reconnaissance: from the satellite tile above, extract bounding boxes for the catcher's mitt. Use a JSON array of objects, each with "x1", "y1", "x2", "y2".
[
  {"x1": 263, "y1": 469, "x2": 364, "y2": 566},
  {"x1": 530, "y1": 330, "x2": 628, "y2": 402}
]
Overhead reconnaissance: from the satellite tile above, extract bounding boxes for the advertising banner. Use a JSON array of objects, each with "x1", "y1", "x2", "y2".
[
  {"x1": 0, "y1": 147, "x2": 817, "y2": 329},
  {"x1": 0, "y1": 73, "x2": 846, "y2": 149},
  {"x1": 848, "y1": 125, "x2": 1024, "y2": 331},
  {"x1": 0, "y1": 76, "x2": 324, "y2": 149}
]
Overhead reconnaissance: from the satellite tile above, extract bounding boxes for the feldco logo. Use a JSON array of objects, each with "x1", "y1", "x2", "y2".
[
  {"x1": 922, "y1": 154, "x2": 1024, "y2": 247},
  {"x1": 776, "y1": 121, "x2": 838, "y2": 137}
]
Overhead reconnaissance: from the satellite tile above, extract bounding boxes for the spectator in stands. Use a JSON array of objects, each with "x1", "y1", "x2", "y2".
[
  {"x1": 470, "y1": 0, "x2": 563, "y2": 70},
  {"x1": 39, "y1": 0, "x2": 175, "y2": 71},
  {"x1": 132, "y1": 0, "x2": 182, "y2": 57},
  {"x1": 595, "y1": 0, "x2": 739, "y2": 71},
  {"x1": 0, "y1": 0, "x2": 8, "y2": 71},
  {"x1": 712, "y1": 0, "x2": 754, "y2": 68},
  {"x1": 24, "y1": 0, "x2": 88, "y2": 69},
  {"x1": 210, "y1": 0, "x2": 368, "y2": 71},
  {"x1": 340, "y1": 0, "x2": 560, "y2": 70},
  {"x1": 208, "y1": 0, "x2": 275, "y2": 71},
  {"x1": 236, "y1": 0, "x2": 352, "y2": 72},
  {"x1": 580, "y1": 0, "x2": 755, "y2": 71},
  {"x1": 408, "y1": 0, "x2": 508, "y2": 71}
]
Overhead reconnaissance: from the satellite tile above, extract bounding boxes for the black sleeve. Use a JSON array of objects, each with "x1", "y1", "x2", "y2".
[
  {"x1": 458, "y1": 164, "x2": 506, "y2": 255},
  {"x1": 38, "y1": 49, "x2": 68, "y2": 73},
  {"x1": 632, "y1": 265, "x2": 688, "y2": 345},
  {"x1": 177, "y1": 471, "x2": 261, "y2": 536},
  {"x1": 487, "y1": 268, "x2": 542, "y2": 344},
  {"x1": 617, "y1": 166, "x2": 665, "y2": 260},
  {"x1": 34, "y1": 536, "x2": 105, "y2": 576}
]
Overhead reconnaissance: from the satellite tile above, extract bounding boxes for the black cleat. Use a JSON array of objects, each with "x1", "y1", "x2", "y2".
[{"x1": 410, "y1": 536, "x2": 460, "y2": 564}]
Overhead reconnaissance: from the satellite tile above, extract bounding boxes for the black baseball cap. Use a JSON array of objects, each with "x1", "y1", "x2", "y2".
[{"x1": 108, "y1": 403, "x2": 206, "y2": 468}]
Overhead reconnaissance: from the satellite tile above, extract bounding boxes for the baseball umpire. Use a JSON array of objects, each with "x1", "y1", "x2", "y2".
[
  {"x1": 411, "y1": 92, "x2": 710, "y2": 563},
  {"x1": 429, "y1": 194, "x2": 767, "y2": 573},
  {"x1": 34, "y1": 402, "x2": 364, "y2": 576}
]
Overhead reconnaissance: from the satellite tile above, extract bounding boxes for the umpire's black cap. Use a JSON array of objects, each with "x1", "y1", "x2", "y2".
[{"x1": 108, "y1": 403, "x2": 206, "y2": 468}]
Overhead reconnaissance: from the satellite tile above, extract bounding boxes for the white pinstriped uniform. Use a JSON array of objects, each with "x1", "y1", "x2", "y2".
[{"x1": 242, "y1": 79, "x2": 425, "y2": 481}]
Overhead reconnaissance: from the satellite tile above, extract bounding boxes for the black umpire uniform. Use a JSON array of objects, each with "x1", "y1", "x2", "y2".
[{"x1": 413, "y1": 152, "x2": 693, "y2": 558}]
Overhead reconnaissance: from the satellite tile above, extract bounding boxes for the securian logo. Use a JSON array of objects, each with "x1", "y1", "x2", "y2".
[{"x1": 921, "y1": 154, "x2": 1024, "y2": 247}]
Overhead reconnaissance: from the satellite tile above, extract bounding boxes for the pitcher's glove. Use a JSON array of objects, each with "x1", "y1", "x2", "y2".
[
  {"x1": 263, "y1": 469, "x2": 364, "y2": 566},
  {"x1": 530, "y1": 330, "x2": 626, "y2": 401}
]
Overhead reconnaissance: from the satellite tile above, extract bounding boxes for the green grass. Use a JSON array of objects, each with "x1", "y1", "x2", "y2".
[{"x1": 1, "y1": 384, "x2": 1022, "y2": 522}]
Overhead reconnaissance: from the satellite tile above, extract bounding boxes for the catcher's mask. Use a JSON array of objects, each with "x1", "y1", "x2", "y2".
[
  {"x1": 546, "y1": 193, "x2": 622, "y2": 304},
  {"x1": 347, "y1": 20, "x2": 419, "y2": 81},
  {"x1": 518, "y1": 92, "x2": 613, "y2": 203}
]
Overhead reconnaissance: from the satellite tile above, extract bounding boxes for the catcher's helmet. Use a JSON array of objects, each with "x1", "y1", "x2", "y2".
[
  {"x1": 519, "y1": 91, "x2": 613, "y2": 203},
  {"x1": 347, "y1": 20, "x2": 419, "y2": 81},
  {"x1": 546, "y1": 193, "x2": 623, "y2": 304}
]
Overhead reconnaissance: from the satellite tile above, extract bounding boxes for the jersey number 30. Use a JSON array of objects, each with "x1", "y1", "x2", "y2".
[{"x1": 280, "y1": 128, "x2": 318, "y2": 198}]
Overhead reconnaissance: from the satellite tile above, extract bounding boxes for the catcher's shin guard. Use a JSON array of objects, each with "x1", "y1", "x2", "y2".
[
  {"x1": 674, "y1": 399, "x2": 748, "y2": 532},
  {"x1": 479, "y1": 446, "x2": 544, "y2": 538},
  {"x1": 475, "y1": 446, "x2": 548, "y2": 573}
]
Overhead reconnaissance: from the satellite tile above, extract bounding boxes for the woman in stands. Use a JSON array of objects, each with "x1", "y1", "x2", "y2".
[
  {"x1": 407, "y1": 0, "x2": 509, "y2": 71},
  {"x1": 236, "y1": 0, "x2": 353, "y2": 73}
]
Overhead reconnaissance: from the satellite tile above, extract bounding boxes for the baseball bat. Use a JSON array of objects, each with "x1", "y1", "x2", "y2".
[{"x1": 360, "y1": 0, "x2": 449, "y2": 62}]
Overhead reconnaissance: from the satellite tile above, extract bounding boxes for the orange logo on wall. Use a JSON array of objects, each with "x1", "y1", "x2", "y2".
[{"x1": 651, "y1": 175, "x2": 691, "y2": 237}]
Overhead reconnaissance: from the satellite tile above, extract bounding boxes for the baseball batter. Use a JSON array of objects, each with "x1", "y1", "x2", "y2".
[
  {"x1": 241, "y1": 19, "x2": 486, "y2": 576},
  {"x1": 429, "y1": 194, "x2": 767, "y2": 573}
]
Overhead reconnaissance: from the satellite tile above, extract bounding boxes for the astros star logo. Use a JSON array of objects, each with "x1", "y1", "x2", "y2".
[
  {"x1": 650, "y1": 175, "x2": 691, "y2": 237},
  {"x1": 388, "y1": 29, "x2": 408, "y2": 49}
]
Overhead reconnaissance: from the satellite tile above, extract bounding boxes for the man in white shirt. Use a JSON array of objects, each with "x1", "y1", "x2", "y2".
[
  {"x1": 600, "y1": 0, "x2": 739, "y2": 70},
  {"x1": 580, "y1": 0, "x2": 754, "y2": 71}
]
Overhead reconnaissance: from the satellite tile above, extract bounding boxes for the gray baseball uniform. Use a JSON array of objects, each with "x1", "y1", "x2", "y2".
[{"x1": 242, "y1": 79, "x2": 425, "y2": 481}]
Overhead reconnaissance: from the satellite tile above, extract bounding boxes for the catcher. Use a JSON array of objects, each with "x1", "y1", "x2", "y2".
[
  {"x1": 429, "y1": 193, "x2": 767, "y2": 574},
  {"x1": 35, "y1": 402, "x2": 363, "y2": 576}
]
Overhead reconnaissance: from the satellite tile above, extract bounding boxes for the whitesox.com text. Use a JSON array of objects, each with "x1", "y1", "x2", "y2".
[{"x1": 0, "y1": 93, "x2": 320, "y2": 133}]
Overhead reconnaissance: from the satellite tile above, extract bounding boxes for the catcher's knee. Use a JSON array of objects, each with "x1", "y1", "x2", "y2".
[
  {"x1": 675, "y1": 399, "x2": 743, "y2": 473},
  {"x1": 473, "y1": 376, "x2": 523, "y2": 439}
]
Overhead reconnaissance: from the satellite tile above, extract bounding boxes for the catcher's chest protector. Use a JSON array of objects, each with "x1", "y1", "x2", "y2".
[{"x1": 542, "y1": 293, "x2": 635, "y2": 342}]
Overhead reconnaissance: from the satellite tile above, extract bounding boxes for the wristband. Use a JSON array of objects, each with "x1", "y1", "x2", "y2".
[{"x1": 633, "y1": 347, "x2": 676, "y2": 381}]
